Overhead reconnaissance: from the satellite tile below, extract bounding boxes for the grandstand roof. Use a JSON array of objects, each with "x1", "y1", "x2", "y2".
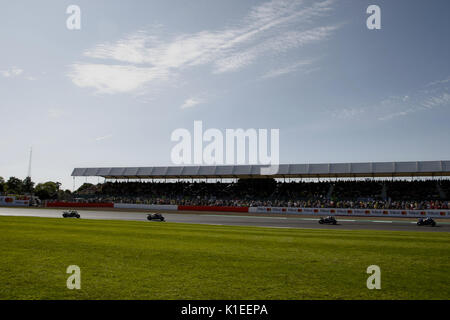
[{"x1": 71, "y1": 160, "x2": 450, "y2": 179}]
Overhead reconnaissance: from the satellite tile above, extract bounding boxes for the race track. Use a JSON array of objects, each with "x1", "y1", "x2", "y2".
[{"x1": 0, "y1": 207, "x2": 449, "y2": 232}]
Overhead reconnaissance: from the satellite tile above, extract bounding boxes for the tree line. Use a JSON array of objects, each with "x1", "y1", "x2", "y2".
[{"x1": 0, "y1": 176, "x2": 72, "y2": 200}]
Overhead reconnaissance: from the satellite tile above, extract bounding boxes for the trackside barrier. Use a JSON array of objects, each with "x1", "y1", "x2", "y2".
[
  {"x1": 113, "y1": 204, "x2": 247, "y2": 213},
  {"x1": 46, "y1": 202, "x2": 114, "y2": 208},
  {"x1": 113, "y1": 203, "x2": 178, "y2": 211},
  {"x1": 248, "y1": 207, "x2": 450, "y2": 218},
  {"x1": 55, "y1": 201, "x2": 449, "y2": 218},
  {"x1": 0, "y1": 196, "x2": 29, "y2": 207},
  {"x1": 178, "y1": 205, "x2": 249, "y2": 213}
]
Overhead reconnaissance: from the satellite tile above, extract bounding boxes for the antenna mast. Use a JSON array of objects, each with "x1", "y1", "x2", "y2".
[{"x1": 27, "y1": 147, "x2": 33, "y2": 178}]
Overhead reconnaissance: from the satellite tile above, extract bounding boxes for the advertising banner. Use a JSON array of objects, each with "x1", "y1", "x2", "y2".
[
  {"x1": 0, "y1": 196, "x2": 30, "y2": 207},
  {"x1": 248, "y1": 206, "x2": 449, "y2": 218},
  {"x1": 46, "y1": 202, "x2": 114, "y2": 208}
]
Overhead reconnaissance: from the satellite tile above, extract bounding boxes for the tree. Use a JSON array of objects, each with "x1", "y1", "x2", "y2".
[
  {"x1": 34, "y1": 181, "x2": 60, "y2": 200},
  {"x1": 57, "y1": 189, "x2": 73, "y2": 201},
  {"x1": 5, "y1": 177, "x2": 24, "y2": 194},
  {"x1": 23, "y1": 177, "x2": 35, "y2": 194},
  {"x1": 76, "y1": 183, "x2": 95, "y2": 194},
  {"x1": 0, "y1": 176, "x2": 4, "y2": 193}
]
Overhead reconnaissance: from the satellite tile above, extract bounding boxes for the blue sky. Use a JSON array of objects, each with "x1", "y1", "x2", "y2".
[{"x1": 0, "y1": 0, "x2": 449, "y2": 190}]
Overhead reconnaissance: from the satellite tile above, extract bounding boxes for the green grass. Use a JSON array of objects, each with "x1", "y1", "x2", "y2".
[{"x1": 0, "y1": 216, "x2": 449, "y2": 300}]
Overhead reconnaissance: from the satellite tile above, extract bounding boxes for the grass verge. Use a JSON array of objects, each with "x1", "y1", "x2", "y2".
[{"x1": 0, "y1": 216, "x2": 448, "y2": 299}]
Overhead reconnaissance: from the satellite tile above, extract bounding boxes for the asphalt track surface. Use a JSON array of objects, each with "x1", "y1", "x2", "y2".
[{"x1": 1, "y1": 207, "x2": 449, "y2": 232}]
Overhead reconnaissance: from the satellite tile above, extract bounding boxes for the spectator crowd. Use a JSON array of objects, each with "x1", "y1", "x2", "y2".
[{"x1": 70, "y1": 179, "x2": 450, "y2": 210}]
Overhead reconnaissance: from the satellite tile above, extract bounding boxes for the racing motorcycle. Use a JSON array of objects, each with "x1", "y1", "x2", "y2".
[
  {"x1": 417, "y1": 217, "x2": 436, "y2": 227},
  {"x1": 147, "y1": 213, "x2": 165, "y2": 222},
  {"x1": 318, "y1": 216, "x2": 337, "y2": 225}
]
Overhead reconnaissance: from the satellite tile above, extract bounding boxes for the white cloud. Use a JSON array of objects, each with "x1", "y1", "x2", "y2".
[
  {"x1": 1, "y1": 67, "x2": 24, "y2": 78},
  {"x1": 331, "y1": 77, "x2": 450, "y2": 121},
  {"x1": 181, "y1": 98, "x2": 204, "y2": 109},
  {"x1": 332, "y1": 107, "x2": 366, "y2": 120},
  {"x1": 377, "y1": 109, "x2": 414, "y2": 121},
  {"x1": 333, "y1": 77, "x2": 450, "y2": 121},
  {"x1": 1, "y1": 67, "x2": 37, "y2": 81},
  {"x1": 48, "y1": 108, "x2": 63, "y2": 119},
  {"x1": 68, "y1": 0, "x2": 338, "y2": 94},
  {"x1": 95, "y1": 134, "x2": 113, "y2": 142},
  {"x1": 68, "y1": 64, "x2": 170, "y2": 94},
  {"x1": 420, "y1": 92, "x2": 450, "y2": 109},
  {"x1": 425, "y1": 76, "x2": 450, "y2": 87},
  {"x1": 377, "y1": 89, "x2": 450, "y2": 121},
  {"x1": 214, "y1": 25, "x2": 337, "y2": 74},
  {"x1": 261, "y1": 59, "x2": 314, "y2": 79}
]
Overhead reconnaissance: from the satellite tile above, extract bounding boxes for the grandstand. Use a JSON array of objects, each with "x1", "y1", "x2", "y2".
[{"x1": 71, "y1": 161, "x2": 450, "y2": 210}]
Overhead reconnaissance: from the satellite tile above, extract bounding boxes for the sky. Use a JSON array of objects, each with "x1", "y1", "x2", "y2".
[{"x1": 0, "y1": 0, "x2": 449, "y2": 190}]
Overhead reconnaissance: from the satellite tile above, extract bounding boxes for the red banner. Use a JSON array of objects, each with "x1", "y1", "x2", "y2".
[
  {"x1": 178, "y1": 205, "x2": 249, "y2": 213},
  {"x1": 46, "y1": 202, "x2": 114, "y2": 208}
]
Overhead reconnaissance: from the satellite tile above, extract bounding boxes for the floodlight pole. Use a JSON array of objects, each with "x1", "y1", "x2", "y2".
[{"x1": 27, "y1": 147, "x2": 33, "y2": 178}]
